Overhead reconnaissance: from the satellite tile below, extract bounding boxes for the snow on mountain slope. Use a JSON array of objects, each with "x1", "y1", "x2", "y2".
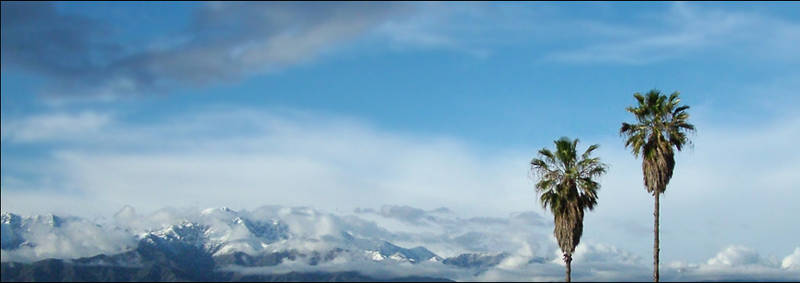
[
  {"x1": 1, "y1": 212, "x2": 136, "y2": 262},
  {"x1": 2, "y1": 206, "x2": 446, "y2": 265}
]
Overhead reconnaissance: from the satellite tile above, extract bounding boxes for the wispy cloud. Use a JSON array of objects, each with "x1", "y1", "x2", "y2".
[
  {"x1": 6, "y1": 2, "x2": 795, "y2": 100},
  {"x1": 545, "y1": 3, "x2": 800, "y2": 64},
  {"x1": 0, "y1": 111, "x2": 111, "y2": 143},
  {"x1": 369, "y1": 2, "x2": 503, "y2": 58},
  {"x1": 0, "y1": 108, "x2": 532, "y2": 218},
  {"x1": 1, "y1": 2, "x2": 413, "y2": 98}
]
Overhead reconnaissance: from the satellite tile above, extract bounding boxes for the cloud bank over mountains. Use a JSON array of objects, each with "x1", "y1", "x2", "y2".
[
  {"x1": 2, "y1": 205, "x2": 799, "y2": 281},
  {"x1": 2, "y1": 106, "x2": 798, "y2": 281},
  {"x1": 2, "y1": 106, "x2": 799, "y2": 267},
  {"x1": 0, "y1": 108, "x2": 532, "y2": 218}
]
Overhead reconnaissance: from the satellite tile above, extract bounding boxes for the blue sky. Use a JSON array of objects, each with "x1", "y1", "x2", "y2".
[{"x1": 2, "y1": 1, "x2": 800, "y2": 280}]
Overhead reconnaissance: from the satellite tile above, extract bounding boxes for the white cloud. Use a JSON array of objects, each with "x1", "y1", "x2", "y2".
[
  {"x1": 546, "y1": 3, "x2": 800, "y2": 64},
  {"x1": 707, "y1": 245, "x2": 771, "y2": 267},
  {"x1": 370, "y1": 2, "x2": 497, "y2": 58},
  {"x1": 0, "y1": 214, "x2": 136, "y2": 262},
  {"x1": 1, "y1": 108, "x2": 535, "y2": 220},
  {"x1": 572, "y1": 242, "x2": 642, "y2": 265},
  {"x1": 656, "y1": 245, "x2": 800, "y2": 281},
  {"x1": 0, "y1": 112, "x2": 111, "y2": 143},
  {"x1": 782, "y1": 247, "x2": 800, "y2": 270},
  {"x1": 2, "y1": 106, "x2": 799, "y2": 280}
]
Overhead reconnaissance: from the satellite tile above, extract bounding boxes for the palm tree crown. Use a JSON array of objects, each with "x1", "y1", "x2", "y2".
[
  {"x1": 620, "y1": 90, "x2": 695, "y2": 195},
  {"x1": 530, "y1": 137, "x2": 607, "y2": 268}
]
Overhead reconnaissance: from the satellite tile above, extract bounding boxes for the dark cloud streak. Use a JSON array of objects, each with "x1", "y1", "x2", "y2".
[
  {"x1": 1, "y1": 2, "x2": 121, "y2": 78},
  {"x1": 1, "y1": 2, "x2": 411, "y2": 98}
]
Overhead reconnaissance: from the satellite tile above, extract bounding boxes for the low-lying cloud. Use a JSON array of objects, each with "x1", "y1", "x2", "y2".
[
  {"x1": 0, "y1": 108, "x2": 534, "y2": 219},
  {"x1": 2, "y1": 107, "x2": 799, "y2": 275},
  {"x1": 2, "y1": 205, "x2": 798, "y2": 281}
]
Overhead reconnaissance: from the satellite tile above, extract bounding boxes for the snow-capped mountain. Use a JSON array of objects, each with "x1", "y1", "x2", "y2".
[
  {"x1": 1, "y1": 207, "x2": 472, "y2": 281},
  {"x1": 112, "y1": 206, "x2": 443, "y2": 266},
  {"x1": 1, "y1": 212, "x2": 77, "y2": 250},
  {"x1": 2, "y1": 206, "x2": 564, "y2": 281},
  {"x1": 1, "y1": 213, "x2": 25, "y2": 250},
  {"x1": 1, "y1": 207, "x2": 472, "y2": 272},
  {"x1": 4, "y1": 207, "x2": 798, "y2": 282}
]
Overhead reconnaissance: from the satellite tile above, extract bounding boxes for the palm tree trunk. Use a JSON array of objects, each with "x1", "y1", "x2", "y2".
[
  {"x1": 565, "y1": 253, "x2": 572, "y2": 282},
  {"x1": 654, "y1": 193, "x2": 660, "y2": 282}
]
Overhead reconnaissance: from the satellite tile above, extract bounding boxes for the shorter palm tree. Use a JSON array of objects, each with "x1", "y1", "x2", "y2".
[{"x1": 531, "y1": 137, "x2": 607, "y2": 282}]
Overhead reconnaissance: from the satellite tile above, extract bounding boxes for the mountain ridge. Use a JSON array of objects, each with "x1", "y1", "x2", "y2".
[{"x1": 1, "y1": 208, "x2": 510, "y2": 281}]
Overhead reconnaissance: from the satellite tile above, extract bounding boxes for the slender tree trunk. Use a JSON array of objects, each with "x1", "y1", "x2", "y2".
[
  {"x1": 565, "y1": 253, "x2": 572, "y2": 282},
  {"x1": 654, "y1": 193, "x2": 660, "y2": 282}
]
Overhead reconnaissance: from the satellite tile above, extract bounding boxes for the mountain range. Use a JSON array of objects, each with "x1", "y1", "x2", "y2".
[{"x1": 1, "y1": 207, "x2": 514, "y2": 282}]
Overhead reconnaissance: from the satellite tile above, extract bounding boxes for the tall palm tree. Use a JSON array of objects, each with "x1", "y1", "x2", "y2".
[
  {"x1": 620, "y1": 90, "x2": 695, "y2": 282},
  {"x1": 531, "y1": 137, "x2": 607, "y2": 282}
]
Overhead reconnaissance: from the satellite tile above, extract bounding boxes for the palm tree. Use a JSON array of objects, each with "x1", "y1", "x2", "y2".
[
  {"x1": 620, "y1": 90, "x2": 695, "y2": 282},
  {"x1": 531, "y1": 137, "x2": 607, "y2": 282}
]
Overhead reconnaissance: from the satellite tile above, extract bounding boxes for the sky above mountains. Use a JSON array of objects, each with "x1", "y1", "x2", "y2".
[{"x1": 2, "y1": 1, "x2": 799, "y2": 279}]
